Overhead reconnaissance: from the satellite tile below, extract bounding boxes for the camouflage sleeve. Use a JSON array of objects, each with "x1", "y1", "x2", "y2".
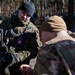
[
  {"x1": 35, "y1": 29, "x2": 41, "y2": 49},
  {"x1": 23, "y1": 31, "x2": 40, "y2": 63},
  {"x1": 27, "y1": 22, "x2": 41, "y2": 50},
  {"x1": 21, "y1": 23, "x2": 41, "y2": 64},
  {"x1": 7, "y1": 29, "x2": 41, "y2": 74},
  {"x1": 32, "y1": 24, "x2": 41, "y2": 51}
]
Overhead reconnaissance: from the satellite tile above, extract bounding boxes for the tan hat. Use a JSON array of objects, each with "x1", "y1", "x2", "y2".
[{"x1": 40, "y1": 15, "x2": 67, "y2": 34}]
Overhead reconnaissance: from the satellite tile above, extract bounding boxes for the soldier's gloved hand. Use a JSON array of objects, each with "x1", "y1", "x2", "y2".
[
  {"x1": 5, "y1": 63, "x2": 22, "y2": 75},
  {"x1": 4, "y1": 54, "x2": 18, "y2": 75}
]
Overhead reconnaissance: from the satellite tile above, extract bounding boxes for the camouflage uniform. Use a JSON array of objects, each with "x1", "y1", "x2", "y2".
[
  {"x1": 0, "y1": 15, "x2": 41, "y2": 75},
  {"x1": 33, "y1": 31, "x2": 75, "y2": 75}
]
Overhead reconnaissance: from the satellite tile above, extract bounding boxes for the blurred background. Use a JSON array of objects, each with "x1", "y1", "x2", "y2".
[{"x1": 0, "y1": 0, "x2": 75, "y2": 31}]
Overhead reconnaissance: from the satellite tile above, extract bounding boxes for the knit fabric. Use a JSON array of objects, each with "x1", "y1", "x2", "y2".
[
  {"x1": 19, "y1": 1, "x2": 35, "y2": 17},
  {"x1": 40, "y1": 15, "x2": 67, "y2": 34}
]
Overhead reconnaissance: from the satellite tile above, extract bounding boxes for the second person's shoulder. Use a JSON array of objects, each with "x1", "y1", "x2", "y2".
[{"x1": 28, "y1": 22, "x2": 39, "y2": 31}]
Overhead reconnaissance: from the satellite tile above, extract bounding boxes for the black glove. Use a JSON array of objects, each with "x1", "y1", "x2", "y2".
[{"x1": 8, "y1": 63, "x2": 22, "y2": 75}]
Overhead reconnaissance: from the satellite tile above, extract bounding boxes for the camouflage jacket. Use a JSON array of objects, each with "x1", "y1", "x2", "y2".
[
  {"x1": 0, "y1": 15, "x2": 41, "y2": 63},
  {"x1": 33, "y1": 31, "x2": 75, "y2": 75}
]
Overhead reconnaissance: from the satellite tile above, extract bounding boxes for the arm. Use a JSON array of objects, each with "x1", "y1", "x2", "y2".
[{"x1": 5, "y1": 32, "x2": 40, "y2": 75}]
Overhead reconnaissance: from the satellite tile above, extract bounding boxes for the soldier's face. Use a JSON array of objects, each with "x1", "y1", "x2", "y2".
[
  {"x1": 18, "y1": 10, "x2": 31, "y2": 24},
  {"x1": 40, "y1": 31, "x2": 56, "y2": 45}
]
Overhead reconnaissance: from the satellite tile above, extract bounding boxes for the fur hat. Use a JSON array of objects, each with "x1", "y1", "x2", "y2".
[
  {"x1": 40, "y1": 15, "x2": 67, "y2": 34},
  {"x1": 19, "y1": 1, "x2": 35, "y2": 17}
]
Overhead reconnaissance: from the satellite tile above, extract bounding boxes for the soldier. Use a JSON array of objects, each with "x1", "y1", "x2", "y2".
[
  {"x1": 20, "y1": 15, "x2": 75, "y2": 75},
  {"x1": 0, "y1": 1, "x2": 40, "y2": 75}
]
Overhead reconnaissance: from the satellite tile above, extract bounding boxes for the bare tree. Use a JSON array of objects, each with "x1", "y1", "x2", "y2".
[{"x1": 67, "y1": 0, "x2": 74, "y2": 30}]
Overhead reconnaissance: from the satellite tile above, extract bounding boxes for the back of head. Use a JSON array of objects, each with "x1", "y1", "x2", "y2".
[
  {"x1": 19, "y1": 1, "x2": 35, "y2": 17},
  {"x1": 40, "y1": 15, "x2": 67, "y2": 34}
]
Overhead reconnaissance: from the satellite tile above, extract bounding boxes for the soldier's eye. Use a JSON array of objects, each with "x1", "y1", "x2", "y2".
[{"x1": 21, "y1": 10, "x2": 30, "y2": 17}]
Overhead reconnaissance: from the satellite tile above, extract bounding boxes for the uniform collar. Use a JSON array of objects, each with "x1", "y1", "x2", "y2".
[{"x1": 44, "y1": 30, "x2": 69, "y2": 45}]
